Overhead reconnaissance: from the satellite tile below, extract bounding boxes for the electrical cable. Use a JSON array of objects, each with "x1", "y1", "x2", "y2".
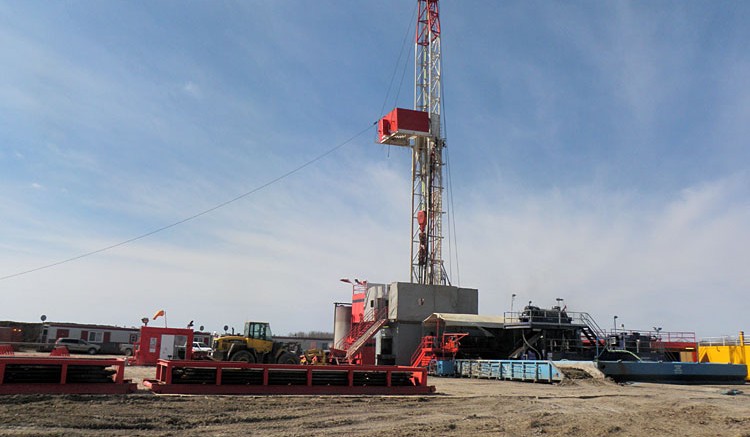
[
  {"x1": 439, "y1": 37, "x2": 461, "y2": 287},
  {"x1": 379, "y1": 2, "x2": 418, "y2": 121},
  {"x1": 0, "y1": 123, "x2": 375, "y2": 282},
  {"x1": 393, "y1": 23, "x2": 415, "y2": 109},
  {"x1": 446, "y1": 148, "x2": 460, "y2": 286},
  {"x1": 378, "y1": 2, "x2": 417, "y2": 158}
]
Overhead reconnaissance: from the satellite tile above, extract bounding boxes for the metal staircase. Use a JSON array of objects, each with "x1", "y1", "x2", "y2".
[
  {"x1": 579, "y1": 312, "x2": 608, "y2": 354},
  {"x1": 581, "y1": 326, "x2": 598, "y2": 343},
  {"x1": 345, "y1": 317, "x2": 388, "y2": 362},
  {"x1": 334, "y1": 306, "x2": 389, "y2": 363},
  {"x1": 410, "y1": 333, "x2": 468, "y2": 368},
  {"x1": 410, "y1": 336, "x2": 439, "y2": 367}
]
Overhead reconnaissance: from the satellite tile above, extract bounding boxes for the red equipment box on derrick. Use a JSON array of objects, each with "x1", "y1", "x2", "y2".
[{"x1": 378, "y1": 108, "x2": 431, "y2": 146}]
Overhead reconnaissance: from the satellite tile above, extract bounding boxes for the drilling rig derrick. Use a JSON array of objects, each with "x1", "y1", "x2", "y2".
[{"x1": 378, "y1": 0, "x2": 448, "y2": 286}]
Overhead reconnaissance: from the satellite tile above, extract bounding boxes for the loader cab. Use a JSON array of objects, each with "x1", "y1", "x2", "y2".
[{"x1": 244, "y1": 322, "x2": 272, "y2": 341}]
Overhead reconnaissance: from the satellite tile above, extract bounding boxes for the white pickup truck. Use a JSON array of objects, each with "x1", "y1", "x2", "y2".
[{"x1": 193, "y1": 341, "x2": 214, "y2": 359}]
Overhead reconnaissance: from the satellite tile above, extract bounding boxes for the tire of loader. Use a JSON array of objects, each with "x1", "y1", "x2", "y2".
[
  {"x1": 230, "y1": 350, "x2": 256, "y2": 363},
  {"x1": 276, "y1": 351, "x2": 300, "y2": 365}
]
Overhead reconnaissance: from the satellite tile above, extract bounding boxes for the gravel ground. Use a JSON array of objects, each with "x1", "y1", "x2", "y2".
[{"x1": 0, "y1": 355, "x2": 747, "y2": 436}]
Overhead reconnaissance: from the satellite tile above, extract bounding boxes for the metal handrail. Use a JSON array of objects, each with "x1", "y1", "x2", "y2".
[
  {"x1": 334, "y1": 306, "x2": 388, "y2": 351},
  {"x1": 578, "y1": 312, "x2": 607, "y2": 339},
  {"x1": 410, "y1": 336, "x2": 437, "y2": 367},
  {"x1": 608, "y1": 330, "x2": 696, "y2": 344},
  {"x1": 345, "y1": 316, "x2": 389, "y2": 361},
  {"x1": 699, "y1": 336, "x2": 750, "y2": 346},
  {"x1": 578, "y1": 312, "x2": 608, "y2": 356}
]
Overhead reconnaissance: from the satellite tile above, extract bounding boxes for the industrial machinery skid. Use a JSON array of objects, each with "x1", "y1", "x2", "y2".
[
  {"x1": 0, "y1": 356, "x2": 136, "y2": 394},
  {"x1": 144, "y1": 359, "x2": 435, "y2": 395}
]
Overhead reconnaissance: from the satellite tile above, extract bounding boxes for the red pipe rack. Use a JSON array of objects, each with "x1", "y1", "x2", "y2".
[
  {"x1": 0, "y1": 357, "x2": 136, "y2": 395},
  {"x1": 144, "y1": 359, "x2": 435, "y2": 395}
]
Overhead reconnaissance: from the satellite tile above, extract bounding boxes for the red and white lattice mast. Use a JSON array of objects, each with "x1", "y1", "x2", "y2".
[{"x1": 378, "y1": 0, "x2": 448, "y2": 285}]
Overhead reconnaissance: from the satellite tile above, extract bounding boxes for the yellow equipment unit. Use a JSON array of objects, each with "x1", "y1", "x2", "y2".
[
  {"x1": 212, "y1": 321, "x2": 299, "y2": 365},
  {"x1": 301, "y1": 348, "x2": 329, "y2": 365},
  {"x1": 698, "y1": 331, "x2": 749, "y2": 381}
]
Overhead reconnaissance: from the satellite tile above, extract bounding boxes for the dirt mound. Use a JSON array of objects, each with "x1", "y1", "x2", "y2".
[{"x1": 562, "y1": 367, "x2": 593, "y2": 379}]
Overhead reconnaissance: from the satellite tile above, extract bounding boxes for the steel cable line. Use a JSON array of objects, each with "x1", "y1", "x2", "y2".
[
  {"x1": 377, "y1": 2, "x2": 417, "y2": 159},
  {"x1": 0, "y1": 123, "x2": 375, "y2": 281},
  {"x1": 439, "y1": 41, "x2": 461, "y2": 287},
  {"x1": 378, "y1": 2, "x2": 418, "y2": 120}
]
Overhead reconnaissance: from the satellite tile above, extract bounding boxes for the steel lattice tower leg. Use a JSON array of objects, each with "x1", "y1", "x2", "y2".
[{"x1": 410, "y1": 0, "x2": 448, "y2": 285}]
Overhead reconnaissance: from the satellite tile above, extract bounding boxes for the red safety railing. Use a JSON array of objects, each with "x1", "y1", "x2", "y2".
[
  {"x1": 442, "y1": 333, "x2": 468, "y2": 354},
  {"x1": 410, "y1": 336, "x2": 437, "y2": 368},
  {"x1": 410, "y1": 333, "x2": 468, "y2": 368},
  {"x1": 336, "y1": 306, "x2": 389, "y2": 351}
]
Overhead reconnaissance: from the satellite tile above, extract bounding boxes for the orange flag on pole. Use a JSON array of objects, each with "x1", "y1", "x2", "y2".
[{"x1": 153, "y1": 309, "x2": 165, "y2": 320}]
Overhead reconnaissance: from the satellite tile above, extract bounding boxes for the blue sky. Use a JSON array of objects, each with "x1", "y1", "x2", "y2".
[{"x1": 1, "y1": 1, "x2": 748, "y2": 338}]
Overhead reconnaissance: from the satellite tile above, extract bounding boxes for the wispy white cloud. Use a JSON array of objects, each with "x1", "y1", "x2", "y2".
[
  {"x1": 3, "y1": 160, "x2": 746, "y2": 338},
  {"x1": 457, "y1": 173, "x2": 750, "y2": 337},
  {"x1": 0, "y1": 156, "x2": 410, "y2": 333}
]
